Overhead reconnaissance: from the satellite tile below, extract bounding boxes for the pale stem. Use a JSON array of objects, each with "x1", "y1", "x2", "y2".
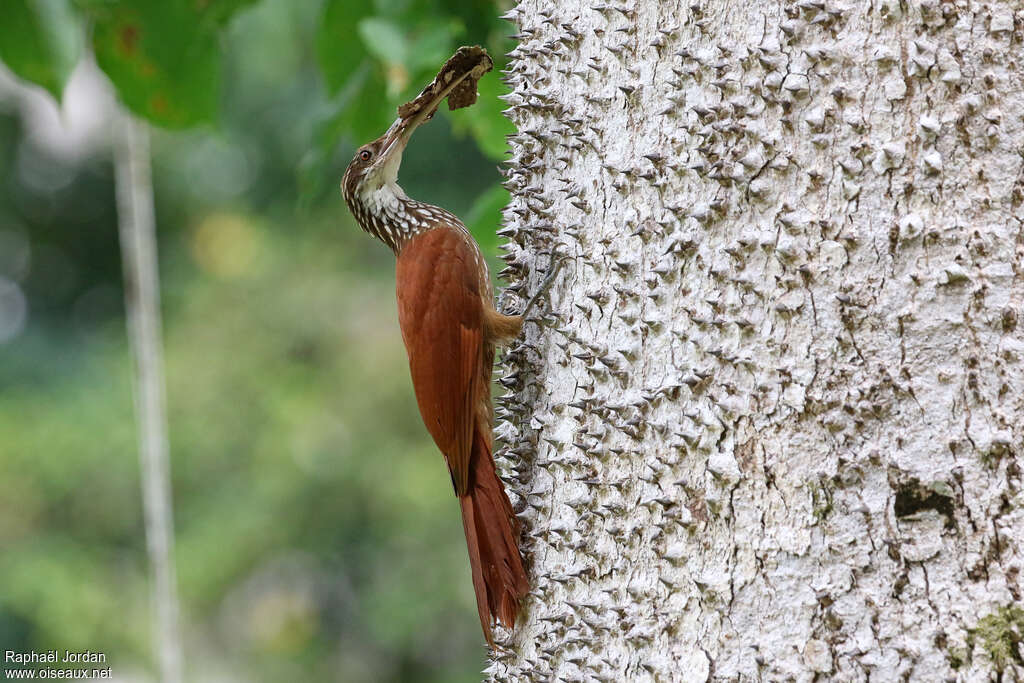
[{"x1": 113, "y1": 108, "x2": 183, "y2": 683}]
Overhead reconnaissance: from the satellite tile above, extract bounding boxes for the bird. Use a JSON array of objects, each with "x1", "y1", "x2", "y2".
[{"x1": 340, "y1": 48, "x2": 529, "y2": 647}]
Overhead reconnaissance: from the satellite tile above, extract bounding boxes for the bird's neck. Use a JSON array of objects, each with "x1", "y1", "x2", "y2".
[{"x1": 351, "y1": 181, "x2": 463, "y2": 255}]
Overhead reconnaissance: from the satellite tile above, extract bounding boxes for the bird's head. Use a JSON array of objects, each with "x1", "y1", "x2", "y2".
[
  {"x1": 341, "y1": 46, "x2": 492, "y2": 252},
  {"x1": 340, "y1": 117, "x2": 410, "y2": 211},
  {"x1": 341, "y1": 67, "x2": 470, "y2": 215}
]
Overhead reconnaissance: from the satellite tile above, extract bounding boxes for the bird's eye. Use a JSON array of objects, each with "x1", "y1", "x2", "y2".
[{"x1": 359, "y1": 149, "x2": 372, "y2": 162}]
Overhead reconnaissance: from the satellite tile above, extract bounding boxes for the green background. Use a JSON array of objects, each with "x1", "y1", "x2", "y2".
[{"x1": 0, "y1": 0, "x2": 514, "y2": 680}]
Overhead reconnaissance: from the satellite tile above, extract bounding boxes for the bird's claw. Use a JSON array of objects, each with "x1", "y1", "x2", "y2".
[{"x1": 520, "y1": 254, "x2": 567, "y2": 320}]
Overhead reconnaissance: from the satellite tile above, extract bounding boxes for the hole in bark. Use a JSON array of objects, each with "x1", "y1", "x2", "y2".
[{"x1": 894, "y1": 483, "x2": 956, "y2": 528}]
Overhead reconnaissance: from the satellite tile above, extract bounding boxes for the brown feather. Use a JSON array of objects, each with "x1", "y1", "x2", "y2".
[
  {"x1": 396, "y1": 228, "x2": 481, "y2": 494},
  {"x1": 483, "y1": 307, "x2": 523, "y2": 344},
  {"x1": 395, "y1": 226, "x2": 529, "y2": 644},
  {"x1": 461, "y1": 426, "x2": 529, "y2": 646}
]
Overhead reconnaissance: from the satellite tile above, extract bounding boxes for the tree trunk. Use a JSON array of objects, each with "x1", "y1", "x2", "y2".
[{"x1": 492, "y1": 1, "x2": 1024, "y2": 680}]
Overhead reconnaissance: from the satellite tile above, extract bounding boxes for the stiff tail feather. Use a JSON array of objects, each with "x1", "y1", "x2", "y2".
[{"x1": 458, "y1": 430, "x2": 529, "y2": 647}]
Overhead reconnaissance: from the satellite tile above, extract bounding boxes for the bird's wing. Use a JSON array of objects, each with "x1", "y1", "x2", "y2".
[{"x1": 396, "y1": 228, "x2": 484, "y2": 496}]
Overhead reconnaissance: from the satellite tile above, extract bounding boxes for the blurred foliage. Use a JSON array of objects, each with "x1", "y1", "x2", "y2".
[
  {"x1": 0, "y1": 0, "x2": 515, "y2": 681},
  {"x1": 0, "y1": 0, "x2": 81, "y2": 99}
]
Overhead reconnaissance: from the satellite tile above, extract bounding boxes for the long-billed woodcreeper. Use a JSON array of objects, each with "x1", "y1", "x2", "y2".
[{"x1": 340, "y1": 47, "x2": 528, "y2": 647}]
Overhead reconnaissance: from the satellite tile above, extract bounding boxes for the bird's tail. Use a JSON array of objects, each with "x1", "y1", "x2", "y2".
[{"x1": 458, "y1": 430, "x2": 529, "y2": 647}]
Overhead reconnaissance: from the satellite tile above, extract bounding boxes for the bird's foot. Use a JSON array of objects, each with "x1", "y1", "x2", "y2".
[{"x1": 519, "y1": 254, "x2": 567, "y2": 321}]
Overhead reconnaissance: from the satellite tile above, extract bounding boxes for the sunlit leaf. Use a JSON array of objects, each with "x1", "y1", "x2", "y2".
[
  {"x1": 357, "y1": 17, "x2": 408, "y2": 69},
  {"x1": 406, "y1": 19, "x2": 460, "y2": 72}
]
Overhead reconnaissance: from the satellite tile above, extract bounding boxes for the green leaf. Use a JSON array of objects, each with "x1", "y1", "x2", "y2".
[
  {"x1": 0, "y1": 0, "x2": 81, "y2": 100},
  {"x1": 357, "y1": 18, "x2": 407, "y2": 67},
  {"x1": 372, "y1": 0, "x2": 411, "y2": 14},
  {"x1": 316, "y1": 0, "x2": 374, "y2": 95},
  {"x1": 408, "y1": 19, "x2": 462, "y2": 74},
  {"x1": 297, "y1": 64, "x2": 374, "y2": 209},
  {"x1": 453, "y1": 68, "x2": 513, "y2": 160},
  {"x1": 195, "y1": 0, "x2": 263, "y2": 27},
  {"x1": 88, "y1": 3, "x2": 220, "y2": 128},
  {"x1": 356, "y1": 16, "x2": 465, "y2": 101},
  {"x1": 465, "y1": 184, "x2": 508, "y2": 256}
]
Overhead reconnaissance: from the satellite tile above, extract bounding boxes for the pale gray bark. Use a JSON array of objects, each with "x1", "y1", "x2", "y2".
[
  {"x1": 491, "y1": 1, "x2": 1024, "y2": 681},
  {"x1": 114, "y1": 110, "x2": 183, "y2": 683}
]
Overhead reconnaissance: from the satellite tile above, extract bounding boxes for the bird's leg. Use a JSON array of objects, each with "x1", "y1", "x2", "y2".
[
  {"x1": 489, "y1": 256, "x2": 563, "y2": 342},
  {"x1": 518, "y1": 255, "x2": 566, "y2": 321}
]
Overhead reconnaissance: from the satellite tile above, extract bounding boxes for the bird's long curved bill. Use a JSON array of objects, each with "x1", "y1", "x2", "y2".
[{"x1": 377, "y1": 71, "x2": 476, "y2": 161}]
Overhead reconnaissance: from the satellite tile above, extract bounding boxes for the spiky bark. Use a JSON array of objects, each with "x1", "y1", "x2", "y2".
[{"x1": 492, "y1": 1, "x2": 1024, "y2": 680}]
